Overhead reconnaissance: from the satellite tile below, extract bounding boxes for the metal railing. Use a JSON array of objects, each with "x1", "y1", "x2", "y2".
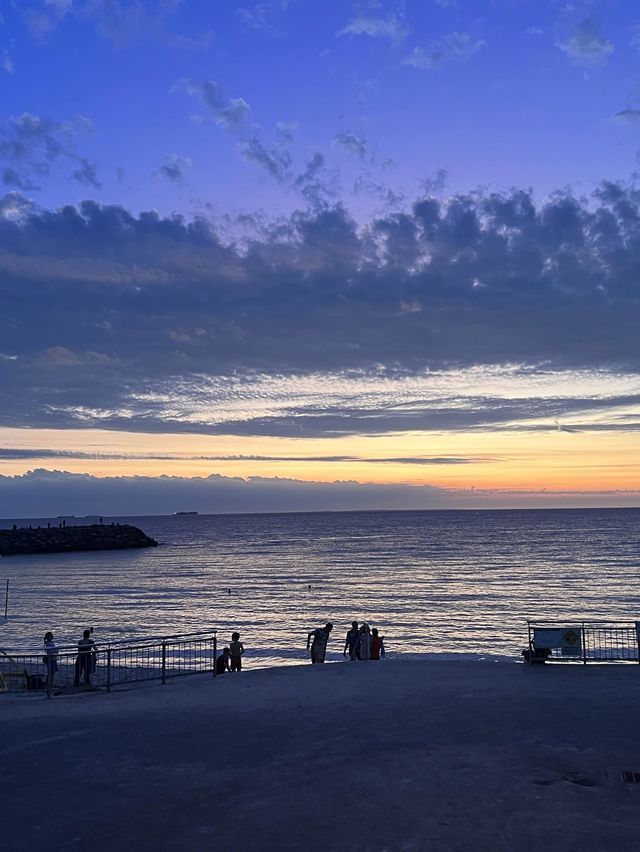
[
  {"x1": 526, "y1": 620, "x2": 640, "y2": 664},
  {"x1": 0, "y1": 629, "x2": 218, "y2": 697}
]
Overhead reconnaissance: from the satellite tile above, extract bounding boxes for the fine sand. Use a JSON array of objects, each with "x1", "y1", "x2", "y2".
[{"x1": 2, "y1": 659, "x2": 640, "y2": 851}]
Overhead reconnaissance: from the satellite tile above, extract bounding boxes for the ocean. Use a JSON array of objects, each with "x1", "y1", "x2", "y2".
[{"x1": 1, "y1": 508, "x2": 639, "y2": 667}]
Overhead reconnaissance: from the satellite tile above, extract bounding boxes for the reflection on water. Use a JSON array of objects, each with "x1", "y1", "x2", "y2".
[{"x1": 1, "y1": 508, "x2": 639, "y2": 667}]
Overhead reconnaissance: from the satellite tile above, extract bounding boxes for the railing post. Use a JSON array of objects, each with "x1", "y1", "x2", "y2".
[
  {"x1": 161, "y1": 639, "x2": 167, "y2": 684},
  {"x1": 213, "y1": 633, "x2": 217, "y2": 677},
  {"x1": 582, "y1": 622, "x2": 587, "y2": 666},
  {"x1": 526, "y1": 621, "x2": 532, "y2": 664},
  {"x1": 106, "y1": 646, "x2": 112, "y2": 692}
]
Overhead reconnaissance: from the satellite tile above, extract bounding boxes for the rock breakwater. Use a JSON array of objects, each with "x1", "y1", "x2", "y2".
[{"x1": 0, "y1": 524, "x2": 158, "y2": 556}]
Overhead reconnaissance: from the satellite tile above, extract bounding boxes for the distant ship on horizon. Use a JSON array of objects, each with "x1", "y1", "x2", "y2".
[{"x1": 174, "y1": 511, "x2": 199, "y2": 516}]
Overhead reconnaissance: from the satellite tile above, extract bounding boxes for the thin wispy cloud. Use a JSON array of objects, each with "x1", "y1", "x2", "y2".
[
  {"x1": 0, "y1": 448, "x2": 491, "y2": 465},
  {"x1": 159, "y1": 153, "x2": 192, "y2": 183},
  {"x1": 403, "y1": 31, "x2": 485, "y2": 70},
  {"x1": 1, "y1": 48, "x2": 14, "y2": 74},
  {"x1": 338, "y1": 14, "x2": 410, "y2": 45},
  {"x1": 612, "y1": 108, "x2": 640, "y2": 125}
]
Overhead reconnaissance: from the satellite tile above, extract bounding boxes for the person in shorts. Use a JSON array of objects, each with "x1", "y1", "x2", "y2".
[{"x1": 229, "y1": 631, "x2": 244, "y2": 671}]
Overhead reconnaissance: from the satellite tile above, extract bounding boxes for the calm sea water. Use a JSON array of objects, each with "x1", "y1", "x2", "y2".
[{"x1": 1, "y1": 508, "x2": 639, "y2": 666}]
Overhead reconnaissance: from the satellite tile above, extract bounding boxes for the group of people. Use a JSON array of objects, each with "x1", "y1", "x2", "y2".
[
  {"x1": 39, "y1": 621, "x2": 383, "y2": 686},
  {"x1": 43, "y1": 628, "x2": 98, "y2": 688},
  {"x1": 215, "y1": 631, "x2": 245, "y2": 674},
  {"x1": 307, "y1": 620, "x2": 385, "y2": 664}
]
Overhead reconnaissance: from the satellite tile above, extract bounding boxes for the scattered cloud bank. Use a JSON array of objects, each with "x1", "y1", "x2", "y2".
[
  {"x1": 0, "y1": 113, "x2": 98, "y2": 191},
  {"x1": 2, "y1": 469, "x2": 638, "y2": 518},
  {"x1": 23, "y1": 0, "x2": 184, "y2": 45},
  {"x1": 1, "y1": 182, "x2": 640, "y2": 435}
]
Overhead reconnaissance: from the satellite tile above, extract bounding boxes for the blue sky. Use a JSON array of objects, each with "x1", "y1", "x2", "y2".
[
  {"x1": 3, "y1": 0, "x2": 640, "y2": 215},
  {"x1": 1, "y1": 0, "x2": 640, "y2": 515}
]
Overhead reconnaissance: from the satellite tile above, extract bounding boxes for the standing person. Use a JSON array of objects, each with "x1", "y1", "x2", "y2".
[
  {"x1": 74, "y1": 629, "x2": 97, "y2": 687},
  {"x1": 216, "y1": 647, "x2": 231, "y2": 674},
  {"x1": 307, "y1": 622, "x2": 333, "y2": 664},
  {"x1": 343, "y1": 621, "x2": 360, "y2": 661},
  {"x1": 43, "y1": 631, "x2": 58, "y2": 687},
  {"x1": 370, "y1": 628, "x2": 385, "y2": 660},
  {"x1": 229, "y1": 632, "x2": 244, "y2": 672},
  {"x1": 358, "y1": 623, "x2": 372, "y2": 661}
]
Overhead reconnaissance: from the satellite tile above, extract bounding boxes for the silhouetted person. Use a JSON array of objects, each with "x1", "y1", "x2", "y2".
[
  {"x1": 216, "y1": 647, "x2": 231, "y2": 674},
  {"x1": 307, "y1": 622, "x2": 333, "y2": 664},
  {"x1": 43, "y1": 631, "x2": 58, "y2": 686},
  {"x1": 343, "y1": 621, "x2": 360, "y2": 661},
  {"x1": 370, "y1": 628, "x2": 385, "y2": 660},
  {"x1": 358, "y1": 623, "x2": 372, "y2": 661},
  {"x1": 229, "y1": 632, "x2": 244, "y2": 672},
  {"x1": 74, "y1": 629, "x2": 97, "y2": 687}
]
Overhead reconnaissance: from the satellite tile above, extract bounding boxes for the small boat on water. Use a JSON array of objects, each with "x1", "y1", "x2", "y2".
[{"x1": 174, "y1": 511, "x2": 199, "y2": 516}]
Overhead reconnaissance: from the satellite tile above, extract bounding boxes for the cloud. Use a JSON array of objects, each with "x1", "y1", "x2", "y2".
[
  {"x1": 179, "y1": 78, "x2": 297, "y2": 184},
  {"x1": 237, "y1": 3, "x2": 282, "y2": 35},
  {"x1": 72, "y1": 157, "x2": 102, "y2": 189},
  {"x1": 159, "y1": 153, "x2": 192, "y2": 183},
  {"x1": 403, "y1": 46, "x2": 444, "y2": 70},
  {"x1": 403, "y1": 31, "x2": 485, "y2": 70},
  {"x1": 334, "y1": 131, "x2": 368, "y2": 160},
  {"x1": 0, "y1": 467, "x2": 452, "y2": 516},
  {"x1": 612, "y1": 108, "x2": 640, "y2": 125},
  {"x1": 180, "y1": 79, "x2": 251, "y2": 132},
  {"x1": 240, "y1": 134, "x2": 291, "y2": 182},
  {"x1": 2, "y1": 468, "x2": 638, "y2": 518},
  {"x1": 557, "y1": 17, "x2": 614, "y2": 67},
  {"x1": 1, "y1": 183, "x2": 640, "y2": 436},
  {"x1": 338, "y1": 14, "x2": 409, "y2": 45},
  {"x1": 0, "y1": 112, "x2": 95, "y2": 191},
  {"x1": 0, "y1": 447, "x2": 489, "y2": 464},
  {"x1": 1, "y1": 48, "x2": 14, "y2": 74},
  {"x1": 24, "y1": 0, "x2": 184, "y2": 45},
  {"x1": 293, "y1": 152, "x2": 340, "y2": 206},
  {"x1": 0, "y1": 190, "x2": 33, "y2": 219}
]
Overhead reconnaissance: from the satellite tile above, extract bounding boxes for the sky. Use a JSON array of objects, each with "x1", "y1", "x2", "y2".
[{"x1": 1, "y1": 0, "x2": 640, "y2": 516}]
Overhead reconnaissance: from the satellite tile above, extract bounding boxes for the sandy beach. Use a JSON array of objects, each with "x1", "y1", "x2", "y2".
[{"x1": 3, "y1": 658, "x2": 640, "y2": 851}]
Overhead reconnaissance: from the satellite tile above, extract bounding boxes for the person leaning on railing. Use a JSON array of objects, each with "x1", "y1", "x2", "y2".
[{"x1": 74, "y1": 629, "x2": 98, "y2": 687}]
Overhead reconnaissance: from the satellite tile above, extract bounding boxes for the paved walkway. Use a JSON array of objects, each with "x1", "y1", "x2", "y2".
[{"x1": 2, "y1": 660, "x2": 640, "y2": 851}]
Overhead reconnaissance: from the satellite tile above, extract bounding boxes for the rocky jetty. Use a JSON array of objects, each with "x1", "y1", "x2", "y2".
[{"x1": 0, "y1": 524, "x2": 158, "y2": 556}]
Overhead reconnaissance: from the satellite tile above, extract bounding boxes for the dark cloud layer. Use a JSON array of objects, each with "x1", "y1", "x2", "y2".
[
  {"x1": 2, "y1": 469, "x2": 638, "y2": 518},
  {"x1": 0, "y1": 448, "x2": 487, "y2": 464},
  {"x1": 1, "y1": 182, "x2": 640, "y2": 434}
]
